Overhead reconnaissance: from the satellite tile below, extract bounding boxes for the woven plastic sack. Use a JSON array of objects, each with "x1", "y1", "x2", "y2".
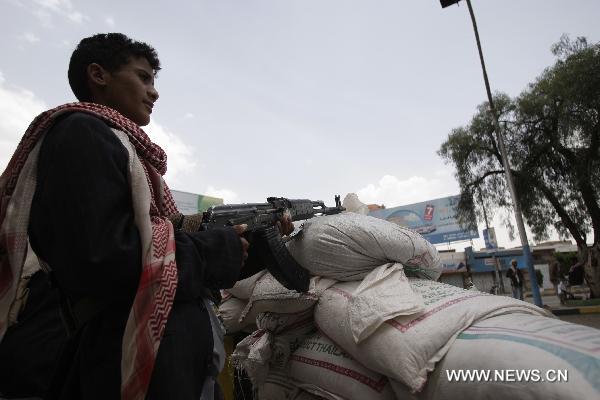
[
  {"x1": 257, "y1": 367, "x2": 299, "y2": 400},
  {"x1": 289, "y1": 332, "x2": 396, "y2": 400},
  {"x1": 239, "y1": 273, "x2": 336, "y2": 326},
  {"x1": 287, "y1": 213, "x2": 441, "y2": 281},
  {"x1": 227, "y1": 270, "x2": 266, "y2": 300},
  {"x1": 232, "y1": 309, "x2": 315, "y2": 385},
  {"x1": 421, "y1": 313, "x2": 600, "y2": 400},
  {"x1": 315, "y1": 279, "x2": 549, "y2": 392},
  {"x1": 218, "y1": 292, "x2": 255, "y2": 334},
  {"x1": 345, "y1": 263, "x2": 424, "y2": 343}
]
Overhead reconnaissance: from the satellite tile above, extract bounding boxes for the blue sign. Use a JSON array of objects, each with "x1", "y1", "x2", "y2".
[
  {"x1": 368, "y1": 195, "x2": 479, "y2": 244},
  {"x1": 465, "y1": 247, "x2": 525, "y2": 273}
]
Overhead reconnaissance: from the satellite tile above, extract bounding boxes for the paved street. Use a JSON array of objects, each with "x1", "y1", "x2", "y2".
[
  {"x1": 557, "y1": 313, "x2": 600, "y2": 330},
  {"x1": 522, "y1": 293, "x2": 600, "y2": 330}
]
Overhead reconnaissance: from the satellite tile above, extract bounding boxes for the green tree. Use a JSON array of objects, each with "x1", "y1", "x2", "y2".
[{"x1": 439, "y1": 36, "x2": 600, "y2": 297}]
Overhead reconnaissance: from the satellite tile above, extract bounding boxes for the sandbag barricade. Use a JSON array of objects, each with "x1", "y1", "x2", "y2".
[
  {"x1": 218, "y1": 271, "x2": 267, "y2": 334},
  {"x1": 239, "y1": 274, "x2": 336, "y2": 327},
  {"x1": 421, "y1": 313, "x2": 600, "y2": 400},
  {"x1": 218, "y1": 292, "x2": 255, "y2": 334},
  {"x1": 258, "y1": 367, "x2": 300, "y2": 400},
  {"x1": 289, "y1": 332, "x2": 396, "y2": 400},
  {"x1": 315, "y1": 279, "x2": 550, "y2": 393},
  {"x1": 218, "y1": 273, "x2": 335, "y2": 335},
  {"x1": 228, "y1": 271, "x2": 267, "y2": 300},
  {"x1": 231, "y1": 310, "x2": 316, "y2": 385},
  {"x1": 224, "y1": 211, "x2": 600, "y2": 399}
]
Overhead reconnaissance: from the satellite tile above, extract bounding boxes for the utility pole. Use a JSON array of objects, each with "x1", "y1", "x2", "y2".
[{"x1": 440, "y1": 0, "x2": 543, "y2": 306}]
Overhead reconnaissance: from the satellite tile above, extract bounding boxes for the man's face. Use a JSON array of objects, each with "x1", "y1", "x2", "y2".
[{"x1": 102, "y1": 57, "x2": 158, "y2": 126}]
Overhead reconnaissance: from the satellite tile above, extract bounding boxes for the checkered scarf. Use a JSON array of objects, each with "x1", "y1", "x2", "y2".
[{"x1": 0, "y1": 102, "x2": 179, "y2": 400}]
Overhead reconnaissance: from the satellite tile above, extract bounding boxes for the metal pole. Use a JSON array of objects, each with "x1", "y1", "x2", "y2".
[{"x1": 464, "y1": 0, "x2": 542, "y2": 306}]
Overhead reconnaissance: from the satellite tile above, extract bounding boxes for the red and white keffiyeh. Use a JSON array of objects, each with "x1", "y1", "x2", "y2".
[{"x1": 0, "y1": 102, "x2": 179, "y2": 400}]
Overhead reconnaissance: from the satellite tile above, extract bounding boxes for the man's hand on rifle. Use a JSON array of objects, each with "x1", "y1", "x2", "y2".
[
  {"x1": 277, "y1": 212, "x2": 294, "y2": 236},
  {"x1": 232, "y1": 224, "x2": 250, "y2": 266},
  {"x1": 232, "y1": 213, "x2": 293, "y2": 267}
]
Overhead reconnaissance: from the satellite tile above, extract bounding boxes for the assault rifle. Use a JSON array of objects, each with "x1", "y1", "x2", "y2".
[{"x1": 201, "y1": 196, "x2": 345, "y2": 292}]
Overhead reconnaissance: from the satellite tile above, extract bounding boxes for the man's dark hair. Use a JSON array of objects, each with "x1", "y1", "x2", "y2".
[{"x1": 68, "y1": 33, "x2": 161, "y2": 101}]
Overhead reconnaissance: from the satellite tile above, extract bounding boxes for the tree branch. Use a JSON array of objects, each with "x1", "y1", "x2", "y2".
[
  {"x1": 466, "y1": 170, "x2": 505, "y2": 189},
  {"x1": 511, "y1": 170, "x2": 588, "y2": 246}
]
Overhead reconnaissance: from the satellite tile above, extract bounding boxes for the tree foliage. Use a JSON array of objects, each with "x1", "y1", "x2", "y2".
[{"x1": 439, "y1": 36, "x2": 600, "y2": 296}]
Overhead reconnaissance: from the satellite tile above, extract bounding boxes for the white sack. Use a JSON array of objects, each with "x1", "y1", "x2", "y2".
[
  {"x1": 287, "y1": 213, "x2": 442, "y2": 282},
  {"x1": 232, "y1": 309, "x2": 315, "y2": 385},
  {"x1": 217, "y1": 293, "x2": 255, "y2": 334},
  {"x1": 227, "y1": 270, "x2": 266, "y2": 300},
  {"x1": 289, "y1": 332, "x2": 396, "y2": 400},
  {"x1": 341, "y1": 193, "x2": 370, "y2": 215},
  {"x1": 315, "y1": 279, "x2": 549, "y2": 393},
  {"x1": 290, "y1": 385, "x2": 346, "y2": 400},
  {"x1": 348, "y1": 263, "x2": 424, "y2": 343},
  {"x1": 239, "y1": 273, "x2": 336, "y2": 326},
  {"x1": 257, "y1": 367, "x2": 299, "y2": 400},
  {"x1": 422, "y1": 313, "x2": 600, "y2": 400}
]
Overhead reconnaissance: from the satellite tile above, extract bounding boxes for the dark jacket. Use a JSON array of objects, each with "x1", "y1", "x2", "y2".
[
  {"x1": 506, "y1": 266, "x2": 524, "y2": 288},
  {"x1": 27, "y1": 112, "x2": 242, "y2": 399}
]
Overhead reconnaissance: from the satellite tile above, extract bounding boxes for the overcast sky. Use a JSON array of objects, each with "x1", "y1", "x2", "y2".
[{"x1": 1, "y1": 0, "x2": 598, "y2": 250}]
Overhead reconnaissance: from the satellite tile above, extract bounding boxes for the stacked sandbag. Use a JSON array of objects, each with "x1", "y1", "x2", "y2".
[
  {"x1": 226, "y1": 212, "x2": 446, "y2": 399},
  {"x1": 219, "y1": 266, "x2": 337, "y2": 400},
  {"x1": 258, "y1": 366, "x2": 301, "y2": 400},
  {"x1": 342, "y1": 264, "x2": 425, "y2": 343},
  {"x1": 228, "y1": 270, "x2": 266, "y2": 300},
  {"x1": 230, "y1": 213, "x2": 591, "y2": 399},
  {"x1": 219, "y1": 271, "x2": 266, "y2": 334},
  {"x1": 227, "y1": 255, "x2": 598, "y2": 399},
  {"x1": 222, "y1": 213, "x2": 443, "y2": 339},
  {"x1": 314, "y1": 279, "x2": 550, "y2": 393},
  {"x1": 229, "y1": 270, "x2": 427, "y2": 400},
  {"x1": 287, "y1": 213, "x2": 443, "y2": 346},
  {"x1": 421, "y1": 313, "x2": 600, "y2": 400},
  {"x1": 288, "y1": 332, "x2": 397, "y2": 400},
  {"x1": 219, "y1": 271, "x2": 335, "y2": 335},
  {"x1": 238, "y1": 273, "x2": 336, "y2": 326},
  {"x1": 287, "y1": 213, "x2": 442, "y2": 281},
  {"x1": 226, "y1": 273, "x2": 336, "y2": 387},
  {"x1": 219, "y1": 292, "x2": 254, "y2": 334},
  {"x1": 232, "y1": 310, "x2": 316, "y2": 398}
]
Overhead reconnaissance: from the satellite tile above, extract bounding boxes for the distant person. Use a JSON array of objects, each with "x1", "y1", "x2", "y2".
[
  {"x1": 456, "y1": 262, "x2": 474, "y2": 290},
  {"x1": 465, "y1": 263, "x2": 475, "y2": 289},
  {"x1": 506, "y1": 259, "x2": 524, "y2": 300}
]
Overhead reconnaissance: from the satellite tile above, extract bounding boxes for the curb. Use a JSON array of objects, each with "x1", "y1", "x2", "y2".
[{"x1": 550, "y1": 305, "x2": 600, "y2": 316}]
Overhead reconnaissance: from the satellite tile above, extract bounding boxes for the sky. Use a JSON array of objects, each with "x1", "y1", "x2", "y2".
[{"x1": 1, "y1": 0, "x2": 598, "y2": 251}]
